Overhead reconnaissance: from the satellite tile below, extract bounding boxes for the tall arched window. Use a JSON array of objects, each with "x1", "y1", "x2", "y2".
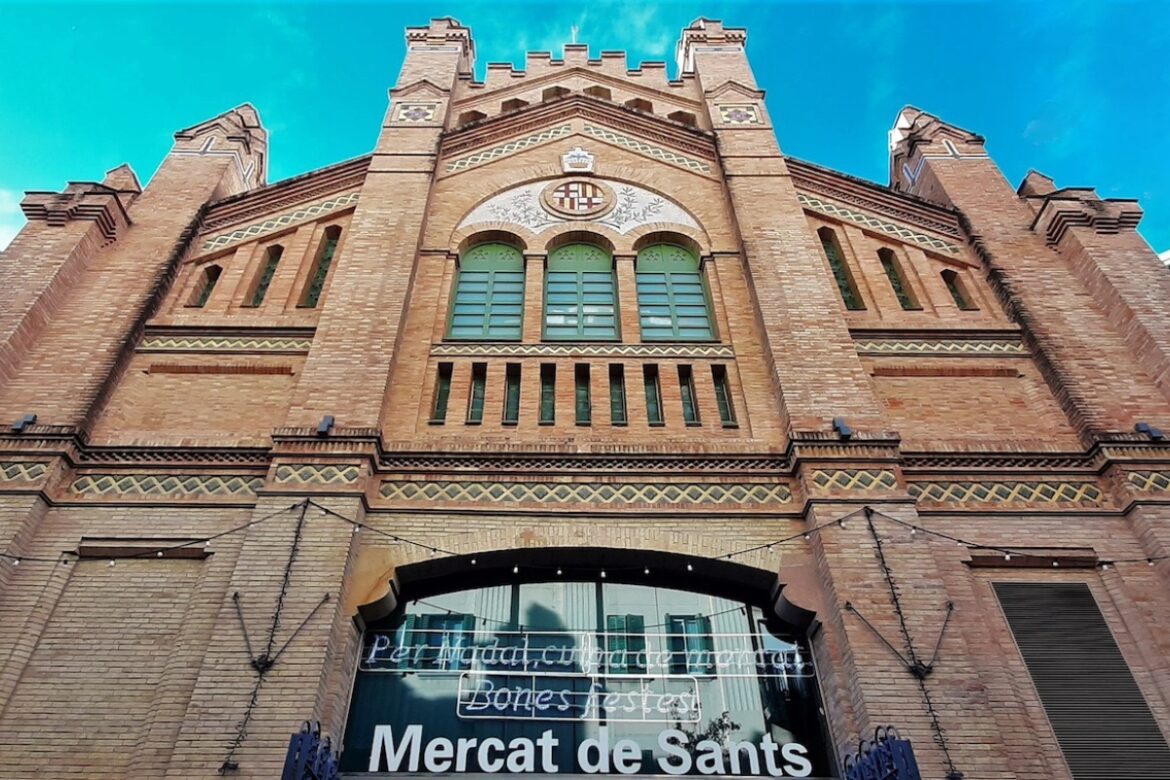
[
  {"x1": 447, "y1": 243, "x2": 525, "y2": 340},
  {"x1": 817, "y1": 227, "x2": 864, "y2": 310},
  {"x1": 634, "y1": 244, "x2": 714, "y2": 341},
  {"x1": 247, "y1": 245, "x2": 283, "y2": 307},
  {"x1": 878, "y1": 247, "x2": 918, "y2": 310},
  {"x1": 188, "y1": 264, "x2": 222, "y2": 308},
  {"x1": 941, "y1": 268, "x2": 978, "y2": 310},
  {"x1": 544, "y1": 244, "x2": 618, "y2": 341},
  {"x1": 300, "y1": 226, "x2": 341, "y2": 308}
]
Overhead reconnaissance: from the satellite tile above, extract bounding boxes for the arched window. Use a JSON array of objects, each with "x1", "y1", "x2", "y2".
[
  {"x1": 247, "y1": 244, "x2": 283, "y2": 307},
  {"x1": 817, "y1": 227, "x2": 864, "y2": 310},
  {"x1": 878, "y1": 247, "x2": 918, "y2": 310},
  {"x1": 544, "y1": 244, "x2": 618, "y2": 341},
  {"x1": 447, "y1": 243, "x2": 525, "y2": 340},
  {"x1": 941, "y1": 268, "x2": 978, "y2": 310},
  {"x1": 188, "y1": 264, "x2": 222, "y2": 308},
  {"x1": 300, "y1": 226, "x2": 341, "y2": 308},
  {"x1": 634, "y1": 244, "x2": 714, "y2": 341}
]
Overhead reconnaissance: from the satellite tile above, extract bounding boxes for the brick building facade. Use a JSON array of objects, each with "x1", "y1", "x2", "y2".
[{"x1": 1, "y1": 16, "x2": 1169, "y2": 780}]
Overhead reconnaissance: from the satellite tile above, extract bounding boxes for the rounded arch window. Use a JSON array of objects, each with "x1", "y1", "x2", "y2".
[
  {"x1": 343, "y1": 576, "x2": 832, "y2": 776},
  {"x1": 635, "y1": 245, "x2": 715, "y2": 341},
  {"x1": 544, "y1": 243, "x2": 618, "y2": 341},
  {"x1": 447, "y1": 243, "x2": 525, "y2": 341}
]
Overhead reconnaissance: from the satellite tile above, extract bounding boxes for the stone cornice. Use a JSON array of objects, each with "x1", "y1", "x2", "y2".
[
  {"x1": 198, "y1": 154, "x2": 370, "y2": 235},
  {"x1": 20, "y1": 182, "x2": 133, "y2": 243},
  {"x1": 440, "y1": 95, "x2": 715, "y2": 162},
  {"x1": 787, "y1": 157, "x2": 963, "y2": 241},
  {"x1": 1030, "y1": 192, "x2": 1143, "y2": 246}
]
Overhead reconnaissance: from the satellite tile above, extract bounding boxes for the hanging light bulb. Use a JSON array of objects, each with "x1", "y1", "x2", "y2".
[
  {"x1": 1052, "y1": 560, "x2": 1059, "y2": 567},
  {"x1": 205, "y1": 539, "x2": 212, "y2": 548},
  {"x1": 108, "y1": 559, "x2": 116, "y2": 567},
  {"x1": 429, "y1": 548, "x2": 436, "y2": 557},
  {"x1": 352, "y1": 523, "x2": 361, "y2": 535},
  {"x1": 12, "y1": 558, "x2": 19, "y2": 566},
  {"x1": 1100, "y1": 562, "x2": 1111, "y2": 571},
  {"x1": 803, "y1": 533, "x2": 811, "y2": 541},
  {"x1": 556, "y1": 568, "x2": 563, "y2": 576},
  {"x1": 838, "y1": 519, "x2": 848, "y2": 530},
  {"x1": 686, "y1": 563, "x2": 694, "y2": 572},
  {"x1": 909, "y1": 527, "x2": 917, "y2": 536},
  {"x1": 643, "y1": 567, "x2": 650, "y2": 575},
  {"x1": 600, "y1": 570, "x2": 607, "y2": 579},
  {"x1": 1149, "y1": 559, "x2": 1157, "y2": 567},
  {"x1": 157, "y1": 550, "x2": 164, "y2": 558},
  {"x1": 513, "y1": 565, "x2": 519, "y2": 574},
  {"x1": 470, "y1": 558, "x2": 477, "y2": 566},
  {"x1": 1004, "y1": 553, "x2": 1012, "y2": 561}
]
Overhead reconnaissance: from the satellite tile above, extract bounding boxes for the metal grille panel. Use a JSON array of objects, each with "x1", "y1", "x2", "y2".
[{"x1": 994, "y1": 582, "x2": 1170, "y2": 780}]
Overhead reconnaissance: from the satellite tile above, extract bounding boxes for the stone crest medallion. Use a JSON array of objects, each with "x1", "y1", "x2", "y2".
[{"x1": 540, "y1": 178, "x2": 615, "y2": 219}]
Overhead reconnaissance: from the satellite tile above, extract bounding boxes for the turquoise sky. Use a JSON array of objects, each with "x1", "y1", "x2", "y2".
[{"x1": 1, "y1": 1, "x2": 1167, "y2": 254}]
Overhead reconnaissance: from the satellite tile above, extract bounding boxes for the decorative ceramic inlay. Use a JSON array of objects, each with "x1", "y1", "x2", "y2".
[
  {"x1": 797, "y1": 193, "x2": 962, "y2": 254},
  {"x1": 69, "y1": 474, "x2": 263, "y2": 497},
  {"x1": 431, "y1": 342, "x2": 734, "y2": 359},
  {"x1": 459, "y1": 178, "x2": 700, "y2": 235},
  {"x1": 582, "y1": 124, "x2": 711, "y2": 173},
  {"x1": 561, "y1": 146, "x2": 595, "y2": 173},
  {"x1": 1127, "y1": 471, "x2": 1170, "y2": 493},
  {"x1": 394, "y1": 103, "x2": 438, "y2": 123},
  {"x1": 854, "y1": 339, "x2": 1026, "y2": 356},
  {"x1": 910, "y1": 481, "x2": 1103, "y2": 506},
  {"x1": 809, "y1": 469, "x2": 898, "y2": 492},
  {"x1": 379, "y1": 480, "x2": 792, "y2": 506},
  {"x1": 200, "y1": 192, "x2": 359, "y2": 252},
  {"x1": 274, "y1": 464, "x2": 361, "y2": 485},
  {"x1": 541, "y1": 179, "x2": 614, "y2": 219},
  {"x1": 446, "y1": 125, "x2": 573, "y2": 172},
  {"x1": 718, "y1": 105, "x2": 761, "y2": 125},
  {"x1": 139, "y1": 335, "x2": 313, "y2": 353},
  {"x1": 0, "y1": 462, "x2": 48, "y2": 482}
]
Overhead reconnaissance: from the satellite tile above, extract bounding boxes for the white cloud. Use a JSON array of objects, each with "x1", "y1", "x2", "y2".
[{"x1": 0, "y1": 189, "x2": 25, "y2": 252}]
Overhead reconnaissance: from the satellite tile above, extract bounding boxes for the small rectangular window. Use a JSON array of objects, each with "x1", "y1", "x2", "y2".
[
  {"x1": 712, "y1": 365, "x2": 737, "y2": 427},
  {"x1": 643, "y1": 365, "x2": 664, "y2": 426},
  {"x1": 503, "y1": 364, "x2": 521, "y2": 425},
  {"x1": 539, "y1": 364, "x2": 556, "y2": 425},
  {"x1": 608, "y1": 365, "x2": 627, "y2": 426},
  {"x1": 667, "y1": 614, "x2": 715, "y2": 674},
  {"x1": 430, "y1": 363, "x2": 453, "y2": 424},
  {"x1": 678, "y1": 365, "x2": 700, "y2": 426},
  {"x1": 575, "y1": 364, "x2": 592, "y2": 425},
  {"x1": 606, "y1": 614, "x2": 647, "y2": 673},
  {"x1": 467, "y1": 363, "x2": 487, "y2": 424}
]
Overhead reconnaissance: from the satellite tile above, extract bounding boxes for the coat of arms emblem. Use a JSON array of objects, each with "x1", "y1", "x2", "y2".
[{"x1": 540, "y1": 179, "x2": 614, "y2": 219}]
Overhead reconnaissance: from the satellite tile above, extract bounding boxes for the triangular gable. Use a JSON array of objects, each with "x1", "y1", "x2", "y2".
[
  {"x1": 391, "y1": 78, "x2": 451, "y2": 99},
  {"x1": 704, "y1": 80, "x2": 764, "y2": 101}
]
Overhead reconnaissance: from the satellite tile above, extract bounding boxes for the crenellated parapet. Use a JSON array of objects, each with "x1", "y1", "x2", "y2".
[
  {"x1": 1028, "y1": 187, "x2": 1144, "y2": 246},
  {"x1": 20, "y1": 181, "x2": 134, "y2": 244}
]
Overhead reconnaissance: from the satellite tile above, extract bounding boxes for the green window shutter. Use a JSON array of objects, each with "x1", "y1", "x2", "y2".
[
  {"x1": 448, "y1": 243, "x2": 525, "y2": 340},
  {"x1": 575, "y1": 364, "x2": 591, "y2": 424},
  {"x1": 678, "y1": 365, "x2": 699, "y2": 425},
  {"x1": 539, "y1": 364, "x2": 556, "y2": 424},
  {"x1": 635, "y1": 245, "x2": 714, "y2": 341},
  {"x1": 467, "y1": 363, "x2": 486, "y2": 423},
  {"x1": 818, "y1": 228, "x2": 865, "y2": 310},
  {"x1": 302, "y1": 231, "x2": 339, "y2": 308},
  {"x1": 711, "y1": 365, "x2": 737, "y2": 426},
  {"x1": 643, "y1": 365, "x2": 663, "y2": 425},
  {"x1": 503, "y1": 364, "x2": 521, "y2": 424},
  {"x1": 608, "y1": 365, "x2": 627, "y2": 425},
  {"x1": 544, "y1": 244, "x2": 617, "y2": 341},
  {"x1": 942, "y1": 269, "x2": 977, "y2": 311},
  {"x1": 250, "y1": 245, "x2": 284, "y2": 307},
  {"x1": 431, "y1": 363, "x2": 453, "y2": 423}
]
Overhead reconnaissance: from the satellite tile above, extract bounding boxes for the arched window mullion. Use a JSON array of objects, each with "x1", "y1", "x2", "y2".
[
  {"x1": 635, "y1": 244, "x2": 715, "y2": 342},
  {"x1": 544, "y1": 243, "x2": 618, "y2": 341}
]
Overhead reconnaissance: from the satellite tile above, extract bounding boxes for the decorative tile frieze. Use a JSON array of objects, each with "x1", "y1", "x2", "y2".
[
  {"x1": 199, "y1": 192, "x2": 359, "y2": 252},
  {"x1": 1127, "y1": 471, "x2": 1170, "y2": 493},
  {"x1": 431, "y1": 342, "x2": 734, "y2": 360},
  {"x1": 379, "y1": 480, "x2": 792, "y2": 506},
  {"x1": 809, "y1": 469, "x2": 898, "y2": 492},
  {"x1": 798, "y1": 193, "x2": 962, "y2": 254},
  {"x1": 855, "y1": 339, "x2": 1026, "y2": 356},
  {"x1": 446, "y1": 125, "x2": 573, "y2": 172},
  {"x1": 393, "y1": 103, "x2": 438, "y2": 123},
  {"x1": 275, "y1": 464, "x2": 361, "y2": 485},
  {"x1": 582, "y1": 124, "x2": 711, "y2": 173},
  {"x1": 69, "y1": 474, "x2": 263, "y2": 498},
  {"x1": 0, "y1": 462, "x2": 48, "y2": 483},
  {"x1": 909, "y1": 480, "x2": 1103, "y2": 506},
  {"x1": 717, "y1": 105, "x2": 761, "y2": 125},
  {"x1": 139, "y1": 335, "x2": 313, "y2": 353},
  {"x1": 378, "y1": 454, "x2": 789, "y2": 474}
]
